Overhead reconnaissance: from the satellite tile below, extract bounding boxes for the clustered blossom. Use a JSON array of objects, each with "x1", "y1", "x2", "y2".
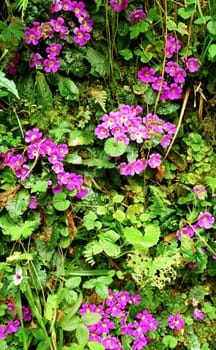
[
  {"x1": 5, "y1": 51, "x2": 20, "y2": 75},
  {"x1": 79, "y1": 289, "x2": 158, "y2": 349},
  {"x1": 193, "y1": 184, "x2": 207, "y2": 200},
  {"x1": 168, "y1": 313, "x2": 185, "y2": 330},
  {"x1": 0, "y1": 128, "x2": 88, "y2": 199},
  {"x1": 110, "y1": 0, "x2": 128, "y2": 12},
  {"x1": 138, "y1": 35, "x2": 200, "y2": 101},
  {"x1": 95, "y1": 104, "x2": 176, "y2": 176},
  {"x1": 25, "y1": 1, "x2": 93, "y2": 72},
  {"x1": 0, "y1": 303, "x2": 32, "y2": 340}
]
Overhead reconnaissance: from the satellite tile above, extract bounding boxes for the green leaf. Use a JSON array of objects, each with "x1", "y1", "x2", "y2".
[
  {"x1": 88, "y1": 341, "x2": 105, "y2": 350},
  {"x1": 0, "y1": 21, "x2": 25, "y2": 43},
  {"x1": 119, "y1": 48, "x2": 133, "y2": 60},
  {"x1": 95, "y1": 282, "x2": 109, "y2": 298},
  {"x1": 36, "y1": 72, "x2": 53, "y2": 110},
  {"x1": 6, "y1": 189, "x2": 30, "y2": 219},
  {"x1": 76, "y1": 324, "x2": 89, "y2": 346},
  {"x1": 30, "y1": 180, "x2": 49, "y2": 193},
  {"x1": 104, "y1": 138, "x2": 127, "y2": 157},
  {"x1": 123, "y1": 225, "x2": 160, "y2": 250},
  {"x1": 65, "y1": 277, "x2": 82, "y2": 289},
  {"x1": 81, "y1": 313, "x2": 101, "y2": 325},
  {"x1": 60, "y1": 316, "x2": 81, "y2": 331},
  {"x1": 0, "y1": 215, "x2": 40, "y2": 240},
  {"x1": 0, "y1": 71, "x2": 19, "y2": 98},
  {"x1": 178, "y1": 6, "x2": 196, "y2": 19},
  {"x1": 144, "y1": 225, "x2": 161, "y2": 247},
  {"x1": 208, "y1": 44, "x2": 216, "y2": 61},
  {"x1": 99, "y1": 230, "x2": 120, "y2": 243},
  {"x1": 53, "y1": 192, "x2": 70, "y2": 211},
  {"x1": 58, "y1": 76, "x2": 79, "y2": 100},
  {"x1": 103, "y1": 241, "x2": 121, "y2": 258},
  {"x1": 68, "y1": 130, "x2": 94, "y2": 146},
  {"x1": 207, "y1": 20, "x2": 216, "y2": 35},
  {"x1": 162, "y1": 335, "x2": 178, "y2": 348},
  {"x1": 180, "y1": 233, "x2": 195, "y2": 262},
  {"x1": 85, "y1": 47, "x2": 109, "y2": 77},
  {"x1": 113, "y1": 209, "x2": 125, "y2": 222}
]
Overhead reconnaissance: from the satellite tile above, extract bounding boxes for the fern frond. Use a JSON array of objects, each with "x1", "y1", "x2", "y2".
[
  {"x1": 15, "y1": 0, "x2": 29, "y2": 20},
  {"x1": 205, "y1": 176, "x2": 216, "y2": 193}
]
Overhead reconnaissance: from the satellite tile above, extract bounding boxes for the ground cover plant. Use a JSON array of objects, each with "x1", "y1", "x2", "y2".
[{"x1": 0, "y1": 0, "x2": 216, "y2": 349}]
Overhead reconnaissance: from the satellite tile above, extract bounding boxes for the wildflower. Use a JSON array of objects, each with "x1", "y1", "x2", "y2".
[
  {"x1": 185, "y1": 57, "x2": 200, "y2": 73},
  {"x1": 165, "y1": 61, "x2": 179, "y2": 76},
  {"x1": 173, "y1": 68, "x2": 187, "y2": 84},
  {"x1": 148, "y1": 153, "x2": 161, "y2": 168},
  {"x1": 95, "y1": 124, "x2": 110, "y2": 139},
  {"x1": 131, "y1": 336, "x2": 151, "y2": 349},
  {"x1": 15, "y1": 164, "x2": 30, "y2": 180},
  {"x1": 0, "y1": 326, "x2": 7, "y2": 340},
  {"x1": 51, "y1": 161, "x2": 64, "y2": 174},
  {"x1": 13, "y1": 268, "x2": 23, "y2": 286},
  {"x1": 197, "y1": 212, "x2": 215, "y2": 229},
  {"x1": 151, "y1": 76, "x2": 167, "y2": 91},
  {"x1": 44, "y1": 57, "x2": 61, "y2": 73},
  {"x1": 193, "y1": 185, "x2": 207, "y2": 200},
  {"x1": 29, "y1": 195, "x2": 38, "y2": 209},
  {"x1": 22, "y1": 306, "x2": 32, "y2": 322},
  {"x1": 71, "y1": 1, "x2": 87, "y2": 18},
  {"x1": 73, "y1": 27, "x2": 91, "y2": 46},
  {"x1": 50, "y1": 17, "x2": 65, "y2": 32},
  {"x1": 128, "y1": 9, "x2": 147, "y2": 25},
  {"x1": 168, "y1": 313, "x2": 185, "y2": 330},
  {"x1": 193, "y1": 308, "x2": 205, "y2": 320},
  {"x1": 52, "y1": 185, "x2": 63, "y2": 194},
  {"x1": 25, "y1": 128, "x2": 42, "y2": 143},
  {"x1": 166, "y1": 83, "x2": 182, "y2": 100},
  {"x1": 76, "y1": 188, "x2": 89, "y2": 199},
  {"x1": 25, "y1": 27, "x2": 42, "y2": 45},
  {"x1": 110, "y1": 0, "x2": 128, "y2": 12},
  {"x1": 164, "y1": 35, "x2": 181, "y2": 58},
  {"x1": 95, "y1": 317, "x2": 115, "y2": 335},
  {"x1": 46, "y1": 43, "x2": 62, "y2": 56},
  {"x1": 138, "y1": 67, "x2": 156, "y2": 83},
  {"x1": 61, "y1": 0, "x2": 73, "y2": 11},
  {"x1": 29, "y1": 52, "x2": 43, "y2": 68},
  {"x1": 27, "y1": 143, "x2": 42, "y2": 159},
  {"x1": 188, "y1": 262, "x2": 198, "y2": 268},
  {"x1": 6, "y1": 319, "x2": 20, "y2": 334}
]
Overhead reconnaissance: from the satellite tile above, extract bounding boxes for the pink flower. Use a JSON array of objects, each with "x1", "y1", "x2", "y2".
[
  {"x1": 197, "y1": 212, "x2": 214, "y2": 229},
  {"x1": 193, "y1": 185, "x2": 207, "y2": 200},
  {"x1": 168, "y1": 313, "x2": 185, "y2": 330},
  {"x1": 166, "y1": 83, "x2": 182, "y2": 100},
  {"x1": 110, "y1": 0, "x2": 128, "y2": 12},
  {"x1": 73, "y1": 27, "x2": 91, "y2": 46},
  {"x1": 138, "y1": 66, "x2": 156, "y2": 83},
  {"x1": 128, "y1": 9, "x2": 147, "y2": 25},
  {"x1": 46, "y1": 43, "x2": 62, "y2": 56},
  {"x1": 29, "y1": 195, "x2": 38, "y2": 209},
  {"x1": 44, "y1": 57, "x2": 61, "y2": 73},
  {"x1": 29, "y1": 52, "x2": 43, "y2": 68},
  {"x1": 185, "y1": 57, "x2": 200, "y2": 72},
  {"x1": 95, "y1": 124, "x2": 110, "y2": 139},
  {"x1": 25, "y1": 128, "x2": 42, "y2": 143},
  {"x1": 148, "y1": 153, "x2": 161, "y2": 168},
  {"x1": 25, "y1": 27, "x2": 42, "y2": 45},
  {"x1": 193, "y1": 308, "x2": 205, "y2": 320}
]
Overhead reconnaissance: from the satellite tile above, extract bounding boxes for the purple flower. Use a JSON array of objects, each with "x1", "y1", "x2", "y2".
[
  {"x1": 46, "y1": 43, "x2": 62, "y2": 56},
  {"x1": 193, "y1": 185, "x2": 207, "y2": 200},
  {"x1": 57, "y1": 144, "x2": 69, "y2": 158},
  {"x1": 193, "y1": 308, "x2": 205, "y2": 320},
  {"x1": 132, "y1": 336, "x2": 151, "y2": 349},
  {"x1": 166, "y1": 83, "x2": 182, "y2": 100},
  {"x1": 165, "y1": 61, "x2": 179, "y2": 76},
  {"x1": 51, "y1": 161, "x2": 64, "y2": 174},
  {"x1": 164, "y1": 35, "x2": 181, "y2": 58},
  {"x1": 95, "y1": 317, "x2": 115, "y2": 335},
  {"x1": 61, "y1": 0, "x2": 73, "y2": 11},
  {"x1": 25, "y1": 27, "x2": 42, "y2": 45},
  {"x1": 27, "y1": 143, "x2": 42, "y2": 159},
  {"x1": 15, "y1": 164, "x2": 30, "y2": 180},
  {"x1": 138, "y1": 67, "x2": 156, "y2": 83},
  {"x1": 128, "y1": 9, "x2": 147, "y2": 25},
  {"x1": 44, "y1": 57, "x2": 61, "y2": 73},
  {"x1": 50, "y1": 17, "x2": 65, "y2": 32},
  {"x1": 168, "y1": 313, "x2": 185, "y2": 330},
  {"x1": 110, "y1": 0, "x2": 128, "y2": 12},
  {"x1": 13, "y1": 268, "x2": 23, "y2": 286},
  {"x1": 52, "y1": 185, "x2": 63, "y2": 194},
  {"x1": 71, "y1": 1, "x2": 87, "y2": 18},
  {"x1": 95, "y1": 124, "x2": 110, "y2": 139},
  {"x1": 29, "y1": 195, "x2": 38, "y2": 209},
  {"x1": 73, "y1": 27, "x2": 91, "y2": 46},
  {"x1": 173, "y1": 68, "x2": 186, "y2": 83},
  {"x1": 41, "y1": 139, "x2": 57, "y2": 156},
  {"x1": 148, "y1": 153, "x2": 161, "y2": 168},
  {"x1": 29, "y1": 52, "x2": 43, "y2": 68},
  {"x1": 22, "y1": 306, "x2": 32, "y2": 322},
  {"x1": 119, "y1": 159, "x2": 147, "y2": 176},
  {"x1": 76, "y1": 187, "x2": 89, "y2": 199},
  {"x1": 101, "y1": 336, "x2": 123, "y2": 349},
  {"x1": 188, "y1": 262, "x2": 198, "y2": 268},
  {"x1": 185, "y1": 57, "x2": 200, "y2": 72},
  {"x1": 0, "y1": 326, "x2": 7, "y2": 340},
  {"x1": 6, "y1": 319, "x2": 20, "y2": 334},
  {"x1": 197, "y1": 212, "x2": 215, "y2": 229},
  {"x1": 25, "y1": 128, "x2": 42, "y2": 143},
  {"x1": 151, "y1": 76, "x2": 167, "y2": 91}
]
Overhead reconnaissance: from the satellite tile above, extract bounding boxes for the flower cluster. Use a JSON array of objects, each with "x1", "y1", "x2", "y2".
[
  {"x1": 138, "y1": 35, "x2": 200, "y2": 101},
  {"x1": 110, "y1": 0, "x2": 128, "y2": 12},
  {"x1": 79, "y1": 289, "x2": 158, "y2": 349},
  {"x1": 5, "y1": 51, "x2": 20, "y2": 75},
  {"x1": 168, "y1": 313, "x2": 185, "y2": 330},
  {"x1": 0, "y1": 128, "x2": 88, "y2": 199},
  {"x1": 0, "y1": 303, "x2": 32, "y2": 340},
  {"x1": 25, "y1": 1, "x2": 93, "y2": 72},
  {"x1": 95, "y1": 104, "x2": 176, "y2": 176}
]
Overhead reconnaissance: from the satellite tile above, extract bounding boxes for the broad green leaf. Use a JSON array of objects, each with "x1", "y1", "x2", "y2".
[
  {"x1": 76, "y1": 324, "x2": 89, "y2": 346},
  {"x1": 144, "y1": 225, "x2": 160, "y2": 247},
  {"x1": 99, "y1": 230, "x2": 120, "y2": 243},
  {"x1": 85, "y1": 47, "x2": 109, "y2": 77},
  {"x1": 95, "y1": 282, "x2": 109, "y2": 298},
  {"x1": 162, "y1": 335, "x2": 178, "y2": 348},
  {"x1": 112, "y1": 194, "x2": 124, "y2": 203},
  {"x1": 208, "y1": 44, "x2": 216, "y2": 61},
  {"x1": 88, "y1": 341, "x2": 105, "y2": 350},
  {"x1": 81, "y1": 312, "x2": 101, "y2": 325},
  {"x1": 58, "y1": 76, "x2": 79, "y2": 100},
  {"x1": 0, "y1": 71, "x2": 19, "y2": 98},
  {"x1": 31, "y1": 180, "x2": 49, "y2": 193},
  {"x1": 65, "y1": 277, "x2": 82, "y2": 289},
  {"x1": 207, "y1": 20, "x2": 216, "y2": 35},
  {"x1": 0, "y1": 215, "x2": 40, "y2": 240},
  {"x1": 180, "y1": 233, "x2": 195, "y2": 262},
  {"x1": 103, "y1": 241, "x2": 121, "y2": 258},
  {"x1": 104, "y1": 138, "x2": 127, "y2": 157},
  {"x1": 113, "y1": 209, "x2": 126, "y2": 222},
  {"x1": 53, "y1": 192, "x2": 70, "y2": 211},
  {"x1": 119, "y1": 48, "x2": 133, "y2": 60},
  {"x1": 60, "y1": 316, "x2": 81, "y2": 331},
  {"x1": 178, "y1": 6, "x2": 196, "y2": 19},
  {"x1": 36, "y1": 72, "x2": 53, "y2": 110},
  {"x1": 6, "y1": 189, "x2": 30, "y2": 219}
]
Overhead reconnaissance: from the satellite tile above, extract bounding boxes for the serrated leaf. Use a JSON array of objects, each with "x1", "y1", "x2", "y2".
[
  {"x1": 53, "y1": 192, "x2": 70, "y2": 211},
  {"x1": 60, "y1": 316, "x2": 81, "y2": 331},
  {"x1": 104, "y1": 138, "x2": 127, "y2": 157},
  {"x1": 30, "y1": 180, "x2": 49, "y2": 193},
  {"x1": 103, "y1": 241, "x2": 121, "y2": 258},
  {"x1": 0, "y1": 215, "x2": 40, "y2": 240},
  {"x1": 144, "y1": 225, "x2": 160, "y2": 247},
  {"x1": 6, "y1": 189, "x2": 29, "y2": 219}
]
